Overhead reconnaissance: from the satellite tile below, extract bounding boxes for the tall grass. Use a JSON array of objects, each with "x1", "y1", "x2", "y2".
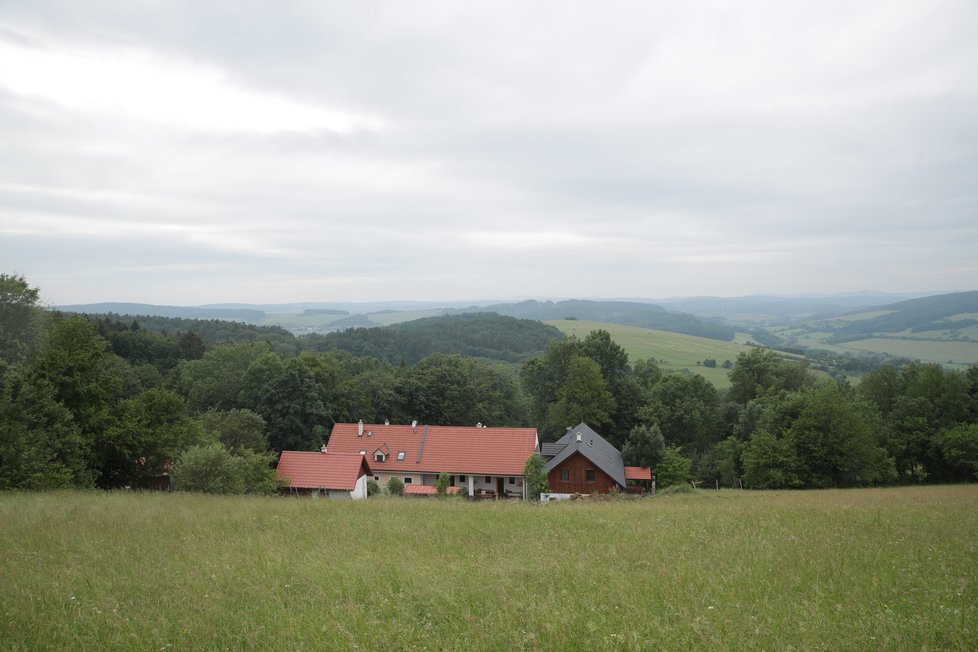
[{"x1": 1, "y1": 486, "x2": 975, "y2": 650}]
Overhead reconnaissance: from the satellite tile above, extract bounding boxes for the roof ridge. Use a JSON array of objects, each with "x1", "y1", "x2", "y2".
[{"x1": 416, "y1": 424, "x2": 429, "y2": 463}]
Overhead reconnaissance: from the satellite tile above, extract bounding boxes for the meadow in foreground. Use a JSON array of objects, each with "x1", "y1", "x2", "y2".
[{"x1": 1, "y1": 486, "x2": 975, "y2": 650}]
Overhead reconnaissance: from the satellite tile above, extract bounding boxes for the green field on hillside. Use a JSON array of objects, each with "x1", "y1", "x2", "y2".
[
  {"x1": 261, "y1": 309, "x2": 446, "y2": 333},
  {"x1": 2, "y1": 488, "x2": 975, "y2": 650},
  {"x1": 547, "y1": 319, "x2": 753, "y2": 387},
  {"x1": 833, "y1": 337, "x2": 978, "y2": 368},
  {"x1": 784, "y1": 330, "x2": 978, "y2": 369}
]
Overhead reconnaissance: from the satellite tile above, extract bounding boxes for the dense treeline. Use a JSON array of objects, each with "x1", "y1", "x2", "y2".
[
  {"x1": 448, "y1": 299, "x2": 737, "y2": 341},
  {"x1": 88, "y1": 313, "x2": 296, "y2": 348},
  {"x1": 0, "y1": 275, "x2": 530, "y2": 491},
  {"x1": 2, "y1": 273, "x2": 976, "y2": 493},
  {"x1": 302, "y1": 313, "x2": 563, "y2": 364}
]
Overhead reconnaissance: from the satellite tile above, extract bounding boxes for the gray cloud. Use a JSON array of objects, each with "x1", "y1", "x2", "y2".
[{"x1": 1, "y1": 1, "x2": 976, "y2": 304}]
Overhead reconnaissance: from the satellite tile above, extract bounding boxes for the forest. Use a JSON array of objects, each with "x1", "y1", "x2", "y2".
[{"x1": 2, "y1": 273, "x2": 977, "y2": 493}]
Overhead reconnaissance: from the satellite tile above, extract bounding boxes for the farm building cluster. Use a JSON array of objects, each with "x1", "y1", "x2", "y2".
[{"x1": 275, "y1": 421, "x2": 653, "y2": 500}]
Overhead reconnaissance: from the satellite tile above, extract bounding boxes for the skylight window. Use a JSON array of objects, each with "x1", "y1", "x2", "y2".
[{"x1": 396, "y1": 451, "x2": 406, "y2": 461}]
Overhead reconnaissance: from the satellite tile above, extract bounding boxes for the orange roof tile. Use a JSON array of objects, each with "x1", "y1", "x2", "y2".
[
  {"x1": 276, "y1": 451, "x2": 371, "y2": 491},
  {"x1": 327, "y1": 423, "x2": 538, "y2": 476},
  {"x1": 624, "y1": 466, "x2": 652, "y2": 481}
]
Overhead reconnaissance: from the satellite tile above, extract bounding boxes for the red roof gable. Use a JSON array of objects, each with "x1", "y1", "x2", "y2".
[
  {"x1": 624, "y1": 466, "x2": 652, "y2": 481},
  {"x1": 276, "y1": 451, "x2": 371, "y2": 491},
  {"x1": 327, "y1": 423, "x2": 538, "y2": 476}
]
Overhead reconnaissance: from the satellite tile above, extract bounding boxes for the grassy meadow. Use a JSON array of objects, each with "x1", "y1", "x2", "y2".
[
  {"x1": 547, "y1": 319, "x2": 755, "y2": 387},
  {"x1": 2, "y1": 487, "x2": 976, "y2": 650}
]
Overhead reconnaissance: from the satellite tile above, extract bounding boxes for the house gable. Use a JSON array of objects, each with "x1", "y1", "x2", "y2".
[
  {"x1": 276, "y1": 451, "x2": 372, "y2": 492},
  {"x1": 547, "y1": 450, "x2": 619, "y2": 494},
  {"x1": 544, "y1": 422, "x2": 626, "y2": 488}
]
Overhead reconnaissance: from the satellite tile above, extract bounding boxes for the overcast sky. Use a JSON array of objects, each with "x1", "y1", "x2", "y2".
[{"x1": 1, "y1": 1, "x2": 976, "y2": 306}]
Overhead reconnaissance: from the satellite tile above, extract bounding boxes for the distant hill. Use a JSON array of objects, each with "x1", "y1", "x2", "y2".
[
  {"x1": 299, "y1": 313, "x2": 563, "y2": 364},
  {"x1": 767, "y1": 290, "x2": 978, "y2": 370},
  {"x1": 448, "y1": 300, "x2": 737, "y2": 341},
  {"x1": 825, "y1": 291, "x2": 978, "y2": 337},
  {"x1": 57, "y1": 303, "x2": 266, "y2": 323},
  {"x1": 60, "y1": 312, "x2": 295, "y2": 347},
  {"x1": 656, "y1": 293, "x2": 920, "y2": 324}
]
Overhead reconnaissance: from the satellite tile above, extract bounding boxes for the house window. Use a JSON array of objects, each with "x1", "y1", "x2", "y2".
[
  {"x1": 374, "y1": 452, "x2": 386, "y2": 462},
  {"x1": 403, "y1": 477, "x2": 413, "y2": 484},
  {"x1": 508, "y1": 477, "x2": 515, "y2": 485},
  {"x1": 397, "y1": 451, "x2": 405, "y2": 461},
  {"x1": 484, "y1": 476, "x2": 491, "y2": 483},
  {"x1": 459, "y1": 475, "x2": 467, "y2": 483},
  {"x1": 560, "y1": 469, "x2": 570, "y2": 482},
  {"x1": 374, "y1": 476, "x2": 379, "y2": 482},
  {"x1": 585, "y1": 469, "x2": 596, "y2": 483}
]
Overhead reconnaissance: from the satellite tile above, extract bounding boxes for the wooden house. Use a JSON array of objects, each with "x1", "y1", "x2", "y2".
[{"x1": 542, "y1": 422, "x2": 650, "y2": 495}]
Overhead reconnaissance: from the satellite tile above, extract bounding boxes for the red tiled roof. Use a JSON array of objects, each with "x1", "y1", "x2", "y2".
[
  {"x1": 327, "y1": 423, "x2": 538, "y2": 476},
  {"x1": 624, "y1": 466, "x2": 652, "y2": 481},
  {"x1": 276, "y1": 451, "x2": 371, "y2": 491},
  {"x1": 404, "y1": 485, "x2": 461, "y2": 496}
]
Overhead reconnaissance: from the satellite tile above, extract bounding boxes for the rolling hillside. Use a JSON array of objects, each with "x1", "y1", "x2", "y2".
[
  {"x1": 546, "y1": 319, "x2": 756, "y2": 387},
  {"x1": 772, "y1": 291, "x2": 978, "y2": 368}
]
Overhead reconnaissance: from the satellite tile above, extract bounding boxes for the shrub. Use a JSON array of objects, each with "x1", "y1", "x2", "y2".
[
  {"x1": 523, "y1": 453, "x2": 549, "y2": 500},
  {"x1": 436, "y1": 472, "x2": 450, "y2": 497},
  {"x1": 655, "y1": 446, "x2": 692, "y2": 488},
  {"x1": 172, "y1": 443, "x2": 244, "y2": 494},
  {"x1": 386, "y1": 476, "x2": 404, "y2": 496},
  {"x1": 367, "y1": 479, "x2": 380, "y2": 496}
]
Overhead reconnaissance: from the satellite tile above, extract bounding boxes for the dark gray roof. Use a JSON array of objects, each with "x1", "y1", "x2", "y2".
[
  {"x1": 540, "y1": 442, "x2": 567, "y2": 459},
  {"x1": 544, "y1": 422, "x2": 626, "y2": 488}
]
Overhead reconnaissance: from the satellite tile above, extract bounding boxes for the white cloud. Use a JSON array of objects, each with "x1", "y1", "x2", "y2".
[{"x1": 0, "y1": 38, "x2": 383, "y2": 134}]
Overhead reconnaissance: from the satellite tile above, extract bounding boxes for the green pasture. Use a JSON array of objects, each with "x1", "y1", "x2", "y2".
[
  {"x1": 364, "y1": 309, "x2": 447, "y2": 326},
  {"x1": 547, "y1": 320, "x2": 754, "y2": 387},
  {"x1": 260, "y1": 312, "x2": 348, "y2": 331},
  {"x1": 1, "y1": 487, "x2": 975, "y2": 650},
  {"x1": 262, "y1": 309, "x2": 447, "y2": 333},
  {"x1": 833, "y1": 337, "x2": 978, "y2": 368}
]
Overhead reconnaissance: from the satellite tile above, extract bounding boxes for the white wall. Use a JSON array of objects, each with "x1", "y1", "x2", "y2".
[{"x1": 350, "y1": 474, "x2": 368, "y2": 500}]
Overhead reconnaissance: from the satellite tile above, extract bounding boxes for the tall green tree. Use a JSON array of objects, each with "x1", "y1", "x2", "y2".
[
  {"x1": 256, "y1": 357, "x2": 330, "y2": 452},
  {"x1": 639, "y1": 374, "x2": 720, "y2": 456},
  {"x1": 785, "y1": 385, "x2": 894, "y2": 488},
  {"x1": 199, "y1": 408, "x2": 269, "y2": 453},
  {"x1": 727, "y1": 348, "x2": 816, "y2": 405},
  {"x1": 545, "y1": 357, "x2": 616, "y2": 433},
  {"x1": 168, "y1": 342, "x2": 272, "y2": 412},
  {"x1": 621, "y1": 424, "x2": 666, "y2": 469},
  {"x1": 0, "y1": 373, "x2": 93, "y2": 489},
  {"x1": 742, "y1": 429, "x2": 802, "y2": 489},
  {"x1": 29, "y1": 316, "x2": 124, "y2": 449},
  {"x1": 933, "y1": 424, "x2": 978, "y2": 481},
  {"x1": 101, "y1": 389, "x2": 205, "y2": 487},
  {"x1": 0, "y1": 273, "x2": 43, "y2": 377}
]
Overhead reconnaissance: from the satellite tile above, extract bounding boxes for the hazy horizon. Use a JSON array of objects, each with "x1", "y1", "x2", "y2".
[{"x1": 2, "y1": 2, "x2": 976, "y2": 305}]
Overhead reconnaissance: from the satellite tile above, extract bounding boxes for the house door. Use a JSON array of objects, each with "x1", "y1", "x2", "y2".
[{"x1": 496, "y1": 477, "x2": 504, "y2": 497}]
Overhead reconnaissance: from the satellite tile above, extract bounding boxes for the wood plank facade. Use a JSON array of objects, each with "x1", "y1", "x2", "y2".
[{"x1": 547, "y1": 451, "x2": 617, "y2": 494}]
